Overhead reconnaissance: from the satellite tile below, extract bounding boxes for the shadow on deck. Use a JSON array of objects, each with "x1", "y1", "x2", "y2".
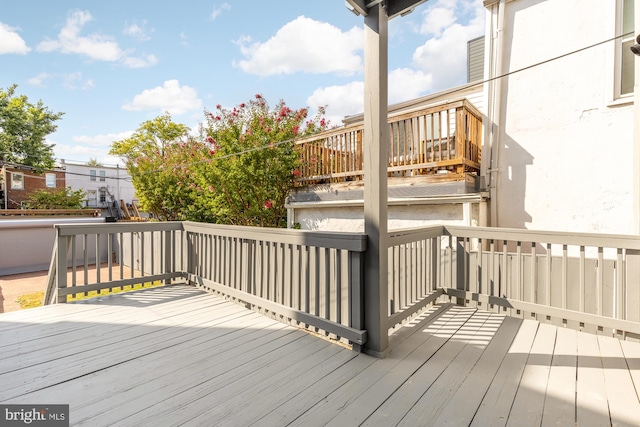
[{"x1": 1, "y1": 285, "x2": 639, "y2": 426}]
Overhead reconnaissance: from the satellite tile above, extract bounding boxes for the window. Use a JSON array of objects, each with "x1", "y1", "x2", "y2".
[
  {"x1": 10, "y1": 172, "x2": 23, "y2": 190},
  {"x1": 99, "y1": 189, "x2": 106, "y2": 203},
  {"x1": 90, "y1": 170, "x2": 97, "y2": 181},
  {"x1": 46, "y1": 173, "x2": 56, "y2": 188},
  {"x1": 87, "y1": 190, "x2": 97, "y2": 207},
  {"x1": 618, "y1": 0, "x2": 635, "y2": 97},
  {"x1": 99, "y1": 170, "x2": 106, "y2": 182}
]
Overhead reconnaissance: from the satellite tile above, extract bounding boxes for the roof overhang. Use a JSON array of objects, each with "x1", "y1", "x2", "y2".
[{"x1": 345, "y1": 0, "x2": 430, "y2": 19}]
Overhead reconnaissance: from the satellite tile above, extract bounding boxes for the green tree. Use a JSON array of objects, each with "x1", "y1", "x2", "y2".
[
  {"x1": 86, "y1": 158, "x2": 103, "y2": 167},
  {"x1": 25, "y1": 187, "x2": 86, "y2": 209},
  {"x1": 111, "y1": 112, "x2": 190, "y2": 162},
  {"x1": 0, "y1": 85, "x2": 64, "y2": 171},
  {"x1": 110, "y1": 113, "x2": 193, "y2": 220}
]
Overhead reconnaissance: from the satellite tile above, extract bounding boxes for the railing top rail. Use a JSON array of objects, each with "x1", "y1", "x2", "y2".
[
  {"x1": 294, "y1": 123, "x2": 364, "y2": 145},
  {"x1": 461, "y1": 99, "x2": 483, "y2": 120},
  {"x1": 444, "y1": 225, "x2": 640, "y2": 250},
  {"x1": 54, "y1": 221, "x2": 183, "y2": 236},
  {"x1": 183, "y1": 221, "x2": 367, "y2": 252},
  {"x1": 387, "y1": 225, "x2": 447, "y2": 246}
]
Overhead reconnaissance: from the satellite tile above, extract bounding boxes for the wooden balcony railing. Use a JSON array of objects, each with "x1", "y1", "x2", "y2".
[{"x1": 295, "y1": 98, "x2": 482, "y2": 184}]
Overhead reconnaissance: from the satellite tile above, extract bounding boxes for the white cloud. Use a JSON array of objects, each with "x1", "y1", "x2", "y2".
[
  {"x1": 54, "y1": 131, "x2": 135, "y2": 165},
  {"x1": 55, "y1": 142, "x2": 124, "y2": 165},
  {"x1": 420, "y1": 4, "x2": 457, "y2": 37},
  {"x1": 122, "y1": 53, "x2": 158, "y2": 68},
  {"x1": 305, "y1": 68, "x2": 432, "y2": 125},
  {"x1": 73, "y1": 131, "x2": 134, "y2": 147},
  {"x1": 123, "y1": 21, "x2": 152, "y2": 41},
  {"x1": 211, "y1": 3, "x2": 231, "y2": 21},
  {"x1": 389, "y1": 68, "x2": 432, "y2": 103},
  {"x1": 63, "y1": 72, "x2": 94, "y2": 90},
  {"x1": 37, "y1": 10, "x2": 123, "y2": 61},
  {"x1": 180, "y1": 32, "x2": 189, "y2": 46},
  {"x1": 0, "y1": 23, "x2": 30, "y2": 54},
  {"x1": 413, "y1": 0, "x2": 484, "y2": 91},
  {"x1": 234, "y1": 16, "x2": 363, "y2": 76},
  {"x1": 27, "y1": 72, "x2": 51, "y2": 86},
  {"x1": 307, "y1": 81, "x2": 364, "y2": 126},
  {"x1": 122, "y1": 80, "x2": 202, "y2": 115},
  {"x1": 37, "y1": 10, "x2": 158, "y2": 69}
]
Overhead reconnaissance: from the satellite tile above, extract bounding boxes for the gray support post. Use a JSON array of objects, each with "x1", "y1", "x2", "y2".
[
  {"x1": 350, "y1": 250, "x2": 365, "y2": 352},
  {"x1": 363, "y1": 3, "x2": 390, "y2": 358},
  {"x1": 56, "y1": 235, "x2": 69, "y2": 304},
  {"x1": 164, "y1": 229, "x2": 173, "y2": 285}
]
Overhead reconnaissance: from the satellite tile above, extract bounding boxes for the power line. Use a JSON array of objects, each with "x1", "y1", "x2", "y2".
[{"x1": 128, "y1": 30, "x2": 635, "y2": 178}]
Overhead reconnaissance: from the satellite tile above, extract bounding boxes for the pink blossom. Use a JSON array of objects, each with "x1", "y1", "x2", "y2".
[
  {"x1": 292, "y1": 125, "x2": 299, "y2": 135},
  {"x1": 264, "y1": 200, "x2": 272, "y2": 209},
  {"x1": 240, "y1": 103, "x2": 246, "y2": 108},
  {"x1": 279, "y1": 106, "x2": 290, "y2": 117},
  {"x1": 216, "y1": 116, "x2": 221, "y2": 121},
  {"x1": 208, "y1": 185, "x2": 214, "y2": 192},
  {"x1": 320, "y1": 118, "x2": 326, "y2": 127},
  {"x1": 206, "y1": 136, "x2": 215, "y2": 144},
  {"x1": 292, "y1": 169, "x2": 301, "y2": 177},
  {"x1": 216, "y1": 104, "x2": 222, "y2": 110},
  {"x1": 255, "y1": 94, "x2": 262, "y2": 99}
]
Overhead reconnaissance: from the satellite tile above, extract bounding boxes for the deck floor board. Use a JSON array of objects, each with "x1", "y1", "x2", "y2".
[{"x1": 1, "y1": 285, "x2": 639, "y2": 426}]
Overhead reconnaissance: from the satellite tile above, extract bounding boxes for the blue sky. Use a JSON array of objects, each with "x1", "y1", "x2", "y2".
[{"x1": 0, "y1": 0, "x2": 484, "y2": 165}]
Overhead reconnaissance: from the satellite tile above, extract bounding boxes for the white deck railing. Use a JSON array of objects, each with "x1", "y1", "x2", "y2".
[{"x1": 46, "y1": 222, "x2": 640, "y2": 352}]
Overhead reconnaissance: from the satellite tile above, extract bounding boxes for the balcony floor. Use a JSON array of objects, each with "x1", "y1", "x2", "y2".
[{"x1": 1, "y1": 285, "x2": 639, "y2": 426}]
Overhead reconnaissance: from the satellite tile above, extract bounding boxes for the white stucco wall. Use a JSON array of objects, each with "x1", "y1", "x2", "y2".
[
  {"x1": 293, "y1": 203, "x2": 479, "y2": 232},
  {"x1": 489, "y1": 0, "x2": 636, "y2": 234}
]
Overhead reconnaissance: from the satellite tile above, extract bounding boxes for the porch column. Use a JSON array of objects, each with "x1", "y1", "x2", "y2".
[{"x1": 363, "y1": 3, "x2": 390, "y2": 357}]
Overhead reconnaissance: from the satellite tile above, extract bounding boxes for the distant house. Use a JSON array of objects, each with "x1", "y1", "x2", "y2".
[
  {"x1": 0, "y1": 162, "x2": 66, "y2": 209},
  {"x1": 60, "y1": 159, "x2": 136, "y2": 210}
]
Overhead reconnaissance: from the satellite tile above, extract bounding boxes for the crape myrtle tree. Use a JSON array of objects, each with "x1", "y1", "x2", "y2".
[
  {"x1": 197, "y1": 95, "x2": 327, "y2": 227},
  {"x1": 0, "y1": 85, "x2": 63, "y2": 171},
  {"x1": 110, "y1": 96, "x2": 327, "y2": 226}
]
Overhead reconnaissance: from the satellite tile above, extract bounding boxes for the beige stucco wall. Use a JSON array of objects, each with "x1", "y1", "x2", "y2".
[{"x1": 488, "y1": 0, "x2": 636, "y2": 234}]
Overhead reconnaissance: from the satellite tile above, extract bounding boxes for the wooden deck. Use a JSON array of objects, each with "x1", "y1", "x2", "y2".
[{"x1": 1, "y1": 285, "x2": 639, "y2": 426}]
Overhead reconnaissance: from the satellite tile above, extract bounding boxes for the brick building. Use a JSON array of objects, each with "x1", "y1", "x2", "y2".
[{"x1": 0, "y1": 162, "x2": 66, "y2": 209}]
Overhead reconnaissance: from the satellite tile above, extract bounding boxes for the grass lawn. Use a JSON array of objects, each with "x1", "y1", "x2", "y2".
[{"x1": 16, "y1": 282, "x2": 164, "y2": 309}]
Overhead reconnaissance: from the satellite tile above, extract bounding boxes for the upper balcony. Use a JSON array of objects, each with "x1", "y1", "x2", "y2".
[{"x1": 294, "y1": 98, "x2": 482, "y2": 191}]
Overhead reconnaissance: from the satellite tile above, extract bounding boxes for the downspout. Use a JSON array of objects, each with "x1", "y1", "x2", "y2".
[{"x1": 485, "y1": 0, "x2": 506, "y2": 227}]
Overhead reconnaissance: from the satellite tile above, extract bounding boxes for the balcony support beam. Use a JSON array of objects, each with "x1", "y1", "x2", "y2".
[{"x1": 363, "y1": 3, "x2": 390, "y2": 358}]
